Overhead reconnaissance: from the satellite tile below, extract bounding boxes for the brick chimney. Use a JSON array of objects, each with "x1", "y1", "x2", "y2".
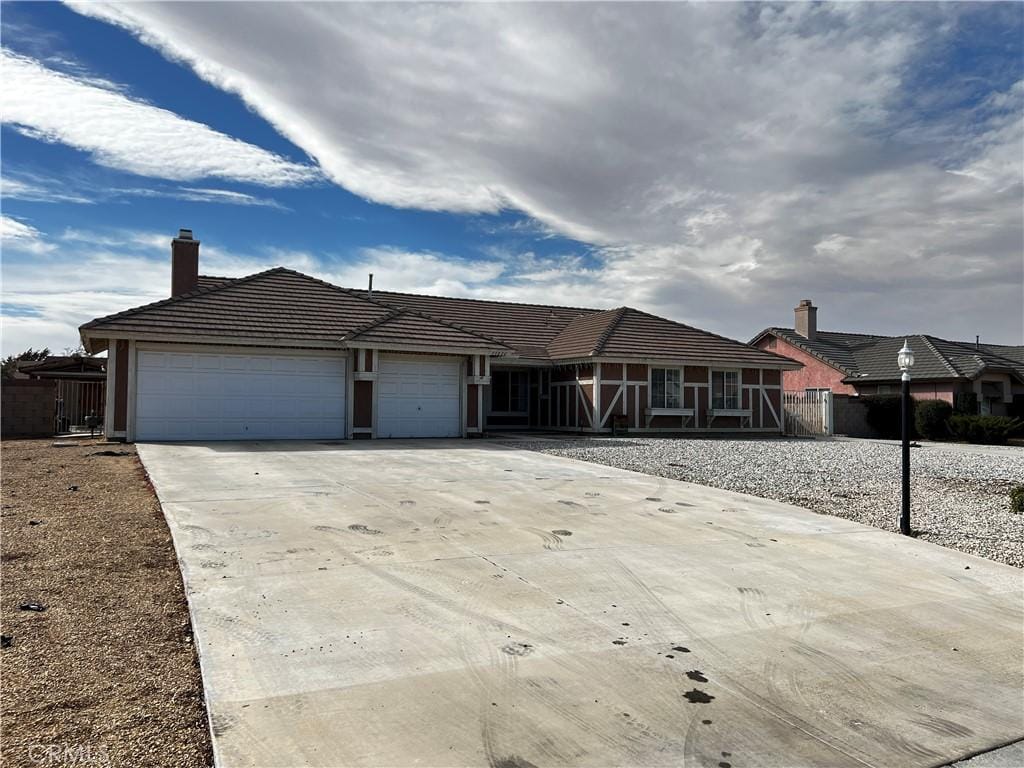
[
  {"x1": 171, "y1": 228, "x2": 199, "y2": 297},
  {"x1": 794, "y1": 299, "x2": 817, "y2": 341}
]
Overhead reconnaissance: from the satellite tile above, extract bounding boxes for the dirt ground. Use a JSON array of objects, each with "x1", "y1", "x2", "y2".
[{"x1": 1, "y1": 437, "x2": 212, "y2": 767}]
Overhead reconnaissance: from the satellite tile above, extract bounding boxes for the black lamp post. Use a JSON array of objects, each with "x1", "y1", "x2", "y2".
[{"x1": 898, "y1": 340, "x2": 915, "y2": 535}]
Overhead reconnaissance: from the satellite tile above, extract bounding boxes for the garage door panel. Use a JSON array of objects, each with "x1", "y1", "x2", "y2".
[
  {"x1": 135, "y1": 349, "x2": 346, "y2": 441},
  {"x1": 168, "y1": 354, "x2": 196, "y2": 369},
  {"x1": 377, "y1": 356, "x2": 461, "y2": 438},
  {"x1": 193, "y1": 375, "x2": 228, "y2": 397}
]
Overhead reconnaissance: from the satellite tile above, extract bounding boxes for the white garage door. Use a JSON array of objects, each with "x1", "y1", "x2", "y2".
[
  {"x1": 377, "y1": 356, "x2": 461, "y2": 438},
  {"x1": 135, "y1": 348, "x2": 346, "y2": 441}
]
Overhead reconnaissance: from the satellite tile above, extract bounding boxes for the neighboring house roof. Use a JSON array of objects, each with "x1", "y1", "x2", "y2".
[
  {"x1": 753, "y1": 327, "x2": 1024, "y2": 383},
  {"x1": 81, "y1": 268, "x2": 798, "y2": 367},
  {"x1": 16, "y1": 355, "x2": 106, "y2": 378}
]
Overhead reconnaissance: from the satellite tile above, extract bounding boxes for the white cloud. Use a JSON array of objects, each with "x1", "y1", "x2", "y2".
[
  {"x1": 122, "y1": 185, "x2": 286, "y2": 209},
  {"x1": 0, "y1": 49, "x2": 320, "y2": 187},
  {"x1": 325, "y1": 247, "x2": 505, "y2": 296},
  {"x1": 64, "y1": 2, "x2": 1023, "y2": 342},
  {"x1": 1, "y1": 169, "x2": 286, "y2": 208},
  {"x1": 1, "y1": 172, "x2": 96, "y2": 204},
  {"x1": 1, "y1": 214, "x2": 54, "y2": 255}
]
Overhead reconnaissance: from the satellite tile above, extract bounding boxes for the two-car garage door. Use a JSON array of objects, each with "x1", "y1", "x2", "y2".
[{"x1": 135, "y1": 349, "x2": 346, "y2": 441}]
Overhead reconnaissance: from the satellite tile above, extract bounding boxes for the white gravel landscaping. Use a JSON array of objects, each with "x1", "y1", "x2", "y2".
[{"x1": 505, "y1": 436, "x2": 1024, "y2": 568}]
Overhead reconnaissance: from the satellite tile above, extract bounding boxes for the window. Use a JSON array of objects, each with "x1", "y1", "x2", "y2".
[
  {"x1": 491, "y1": 369, "x2": 528, "y2": 413},
  {"x1": 711, "y1": 370, "x2": 740, "y2": 410},
  {"x1": 651, "y1": 368, "x2": 681, "y2": 409}
]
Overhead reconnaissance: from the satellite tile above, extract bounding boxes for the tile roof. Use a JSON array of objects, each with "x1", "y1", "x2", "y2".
[
  {"x1": 343, "y1": 310, "x2": 511, "y2": 353},
  {"x1": 195, "y1": 275, "x2": 235, "y2": 290},
  {"x1": 545, "y1": 308, "x2": 627, "y2": 359},
  {"x1": 357, "y1": 290, "x2": 796, "y2": 366},
  {"x1": 81, "y1": 268, "x2": 393, "y2": 345},
  {"x1": 351, "y1": 288, "x2": 602, "y2": 360},
  {"x1": 596, "y1": 309, "x2": 800, "y2": 366},
  {"x1": 81, "y1": 268, "x2": 797, "y2": 367},
  {"x1": 757, "y1": 327, "x2": 1024, "y2": 383}
]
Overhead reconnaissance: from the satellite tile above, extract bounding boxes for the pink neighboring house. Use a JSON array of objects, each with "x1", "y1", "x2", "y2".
[{"x1": 751, "y1": 300, "x2": 1024, "y2": 417}]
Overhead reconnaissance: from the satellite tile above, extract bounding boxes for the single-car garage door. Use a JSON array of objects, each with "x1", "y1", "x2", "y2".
[
  {"x1": 135, "y1": 348, "x2": 346, "y2": 441},
  {"x1": 377, "y1": 356, "x2": 461, "y2": 438}
]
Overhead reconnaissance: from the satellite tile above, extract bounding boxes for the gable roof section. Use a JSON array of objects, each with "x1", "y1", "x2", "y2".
[
  {"x1": 757, "y1": 327, "x2": 1024, "y2": 383},
  {"x1": 928, "y1": 337, "x2": 1024, "y2": 380},
  {"x1": 754, "y1": 327, "x2": 884, "y2": 376},
  {"x1": 343, "y1": 310, "x2": 512, "y2": 353},
  {"x1": 81, "y1": 268, "x2": 392, "y2": 347},
  {"x1": 546, "y1": 308, "x2": 627, "y2": 359},
  {"x1": 593, "y1": 309, "x2": 800, "y2": 367},
  {"x1": 352, "y1": 289, "x2": 601, "y2": 360}
]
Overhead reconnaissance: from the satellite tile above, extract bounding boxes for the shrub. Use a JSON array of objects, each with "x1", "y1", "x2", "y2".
[
  {"x1": 947, "y1": 414, "x2": 1024, "y2": 445},
  {"x1": 863, "y1": 395, "x2": 915, "y2": 440},
  {"x1": 1010, "y1": 485, "x2": 1024, "y2": 515},
  {"x1": 914, "y1": 400, "x2": 953, "y2": 440},
  {"x1": 954, "y1": 391, "x2": 979, "y2": 415}
]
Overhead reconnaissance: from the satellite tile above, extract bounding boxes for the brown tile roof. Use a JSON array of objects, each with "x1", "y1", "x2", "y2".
[
  {"x1": 82, "y1": 268, "x2": 392, "y2": 346},
  {"x1": 598, "y1": 309, "x2": 799, "y2": 366},
  {"x1": 195, "y1": 275, "x2": 235, "y2": 290},
  {"x1": 81, "y1": 269, "x2": 798, "y2": 367},
  {"x1": 343, "y1": 310, "x2": 511, "y2": 353},
  {"x1": 546, "y1": 308, "x2": 627, "y2": 359},
  {"x1": 353, "y1": 289, "x2": 601, "y2": 360}
]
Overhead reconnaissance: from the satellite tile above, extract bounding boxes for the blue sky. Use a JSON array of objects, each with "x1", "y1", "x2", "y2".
[{"x1": 2, "y1": 2, "x2": 1022, "y2": 355}]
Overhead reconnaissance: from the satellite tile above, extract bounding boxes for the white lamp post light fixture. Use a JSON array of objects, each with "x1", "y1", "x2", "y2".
[
  {"x1": 898, "y1": 340, "x2": 915, "y2": 380},
  {"x1": 898, "y1": 339, "x2": 914, "y2": 535}
]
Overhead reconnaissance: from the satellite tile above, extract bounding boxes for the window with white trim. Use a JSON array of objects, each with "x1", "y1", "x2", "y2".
[
  {"x1": 651, "y1": 368, "x2": 681, "y2": 409},
  {"x1": 711, "y1": 370, "x2": 740, "y2": 410},
  {"x1": 491, "y1": 369, "x2": 528, "y2": 413}
]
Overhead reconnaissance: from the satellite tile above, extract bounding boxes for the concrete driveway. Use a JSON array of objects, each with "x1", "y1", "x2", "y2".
[{"x1": 137, "y1": 440, "x2": 1023, "y2": 768}]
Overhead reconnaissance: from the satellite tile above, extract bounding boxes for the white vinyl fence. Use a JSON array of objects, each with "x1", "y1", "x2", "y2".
[{"x1": 783, "y1": 390, "x2": 833, "y2": 437}]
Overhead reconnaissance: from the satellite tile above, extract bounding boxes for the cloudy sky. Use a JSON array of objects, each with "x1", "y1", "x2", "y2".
[{"x1": 2, "y1": 2, "x2": 1022, "y2": 356}]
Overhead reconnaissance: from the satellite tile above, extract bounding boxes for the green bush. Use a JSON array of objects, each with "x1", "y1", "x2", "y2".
[
  {"x1": 1010, "y1": 485, "x2": 1024, "y2": 515},
  {"x1": 947, "y1": 414, "x2": 1024, "y2": 445},
  {"x1": 914, "y1": 400, "x2": 953, "y2": 440},
  {"x1": 954, "y1": 391, "x2": 979, "y2": 415},
  {"x1": 863, "y1": 395, "x2": 915, "y2": 439}
]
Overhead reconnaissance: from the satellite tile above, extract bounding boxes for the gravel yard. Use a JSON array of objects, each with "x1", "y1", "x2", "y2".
[
  {"x1": 507, "y1": 436, "x2": 1024, "y2": 568},
  {"x1": 1, "y1": 438, "x2": 212, "y2": 767}
]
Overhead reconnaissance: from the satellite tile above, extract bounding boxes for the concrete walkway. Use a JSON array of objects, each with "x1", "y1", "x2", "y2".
[{"x1": 137, "y1": 440, "x2": 1024, "y2": 768}]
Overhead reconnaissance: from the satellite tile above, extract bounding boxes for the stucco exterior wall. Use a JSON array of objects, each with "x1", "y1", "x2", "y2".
[{"x1": 756, "y1": 336, "x2": 856, "y2": 394}]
